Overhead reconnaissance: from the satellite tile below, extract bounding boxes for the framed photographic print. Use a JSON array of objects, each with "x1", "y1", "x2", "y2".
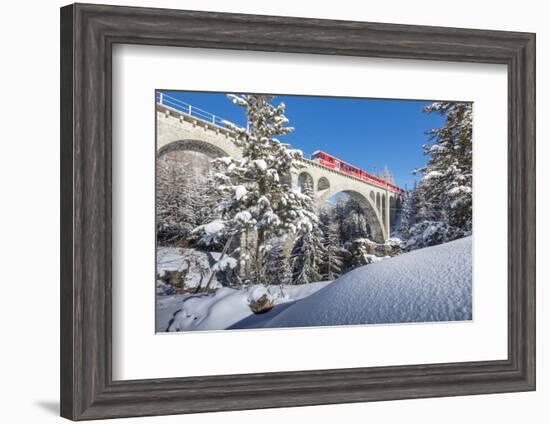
[{"x1": 60, "y1": 3, "x2": 536, "y2": 420}]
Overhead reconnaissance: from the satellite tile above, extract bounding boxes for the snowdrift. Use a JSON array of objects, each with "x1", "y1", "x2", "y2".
[
  {"x1": 158, "y1": 281, "x2": 332, "y2": 332},
  {"x1": 238, "y1": 236, "x2": 472, "y2": 329}
]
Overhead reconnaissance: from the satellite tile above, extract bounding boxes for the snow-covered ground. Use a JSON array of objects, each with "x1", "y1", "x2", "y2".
[
  {"x1": 256, "y1": 236, "x2": 472, "y2": 328},
  {"x1": 156, "y1": 281, "x2": 332, "y2": 332},
  {"x1": 156, "y1": 236, "x2": 471, "y2": 332}
]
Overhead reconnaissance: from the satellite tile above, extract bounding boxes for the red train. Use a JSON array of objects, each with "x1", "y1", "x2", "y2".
[{"x1": 311, "y1": 151, "x2": 403, "y2": 193}]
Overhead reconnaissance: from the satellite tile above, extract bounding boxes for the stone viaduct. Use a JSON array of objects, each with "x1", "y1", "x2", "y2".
[{"x1": 156, "y1": 96, "x2": 402, "y2": 242}]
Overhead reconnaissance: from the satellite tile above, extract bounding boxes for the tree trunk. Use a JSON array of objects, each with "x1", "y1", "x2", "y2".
[
  {"x1": 200, "y1": 234, "x2": 234, "y2": 293},
  {"x1": 255, "y1": 228, "x2": 265, "y2": 285}
]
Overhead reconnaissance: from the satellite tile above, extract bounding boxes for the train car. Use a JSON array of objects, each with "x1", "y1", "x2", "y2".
[
  {"x1": 310, "y1": 150, "x2": 337, "y2": 169},
  {"x1": 311, "y1": 150, "x2": 404, "y2": 193}
]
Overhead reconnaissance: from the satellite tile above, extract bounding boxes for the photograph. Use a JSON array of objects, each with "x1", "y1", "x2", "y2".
[{"x1": 155, "y1": 91, "x2": 473, "y2": 333}]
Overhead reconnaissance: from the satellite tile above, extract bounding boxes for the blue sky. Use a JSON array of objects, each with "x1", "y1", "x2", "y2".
[{"x1": 159, "y1": 90, "x2": 446, "y2": 189}]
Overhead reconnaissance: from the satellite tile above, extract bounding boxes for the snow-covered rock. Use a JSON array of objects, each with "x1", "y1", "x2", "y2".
[
  {"x1": 246, "y1": 285, "x2": 276, "y2": 314},
  {"x1": 247, "y1": 285, "x2": 269, "y2": 304},
  {"x1": 156, "y1": 247, "x2": 222, "y2": 291}
]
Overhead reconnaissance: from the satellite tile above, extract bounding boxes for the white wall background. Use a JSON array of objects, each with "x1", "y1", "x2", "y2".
[{"x1": 0, "y1": 0, "x2": 545, "y2": 423}]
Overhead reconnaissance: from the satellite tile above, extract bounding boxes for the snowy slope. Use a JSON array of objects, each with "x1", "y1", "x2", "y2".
[
  {"x1": 253, "y1": 236, "x2": 472, "y2": 329},
  {"x1": 157, "y1": 281, "x2": 332, "y2": 332}
]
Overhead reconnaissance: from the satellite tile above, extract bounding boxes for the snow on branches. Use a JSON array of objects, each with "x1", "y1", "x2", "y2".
[
  {"x1": 407, "y1": 101, "x2": 472, "y2": 248},
  {"x1": 289, "y1": 180, "x2": 325, "y2": 285},
  {"x1": 201, "y1": 94, "x2": 319, "y2": 285}
]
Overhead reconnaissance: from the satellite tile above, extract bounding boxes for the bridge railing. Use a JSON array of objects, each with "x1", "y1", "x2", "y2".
[{"x1": 156, "y1": 92, "x2": 228, "y2": 128}]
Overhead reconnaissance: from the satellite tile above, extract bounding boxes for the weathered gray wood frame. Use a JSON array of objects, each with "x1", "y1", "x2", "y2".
[{"x1": 60, "y1": 3, "x2": 536, "y2": 420}]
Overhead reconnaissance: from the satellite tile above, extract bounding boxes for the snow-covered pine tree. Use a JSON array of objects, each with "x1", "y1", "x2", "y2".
[
  {"x1": 195, "y1": 171, "x2": 222, "y2": 227},
  {"x1": 265, "y1": 240, "x2": 292, "y2": 286},
  {"x1": 398, "y1": 191, "x2": 411, "y2": 237},
  {"x1": 341, "y1": 198, "x2": 370, "y2": 242},
  {"x1": 290, "y1": 180, "x2": 326, "y2": 284},
  {"x1": 187, "y1": 171, "x2": 228, "y2": 250},
  {"x1": 156, "y1": 155, "x2": 196, "y2": 244},
  {"x1": 334, "y1": 195, "x2": 348, "y2": 243},
  {"x1": 202, "y1": 94, "x2": 318, "y2": 285},
  {"x1": 407, "y1": 102, "x2": 472, "y2": 249},
  {"x1": 319, "y1": 205, "x2": 340, "y2": 244},
  {"x1": 419, "y1": 101, "x2": 472, "y2": 231},
  {"x1": 408, "y1": 180, "x2": 418, "y2": 224},
  {"x1": 290, "y1": 233, "x2": 324, "y2": 284},
  {"x1": 322, "y1": 219, "x2": 344, "y2": 280}
]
